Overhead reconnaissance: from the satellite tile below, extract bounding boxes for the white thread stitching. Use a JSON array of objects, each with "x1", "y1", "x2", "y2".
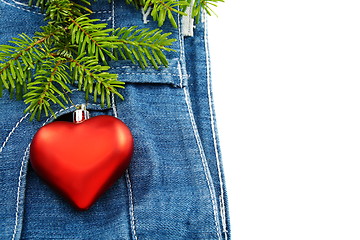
[
  {"x1": 99, "y1": 17, "x2": 112, "y2": 22},
  {"x1": 177, "y1": 61, "x2": 184, "y2": 88},
  {"x1": 10, "y1": 105, "x2": 82, "y2": 240},
  {"x1": 125, "y1": 171, "x2": 138, "y2": 240},
  {"x1": 0, "y1": 113, "x2": 29, "y2": 154},
  {"x1": 204, "y1": 13, "x2": 228, "y2": 239},
  {"x1": 112, "y1": 66, "x2": 178, "y2": 74},
  {"x1": 183, "y1": 87, "x2": 222, "y2": 239},
  {"x1": 177, "y1": 9, "x2": 186, "y2": 88},
  {"x1": 1, "y1": 88, "x2": 80, "y2": 155},
  {"x1": 111, "y1": 75, "x2": 139, "y2": 240},
  {"x1": 110, "y1": 2, "x2": 138, "y2": 238},
  {"x1": 117, "y1": 72, "x2": 180, "y2": 77},
  {"x1": 1, "y1": 0, "x2": 44, "y2": 15},
  {"x1": 111, "y1": 93, "x2": 138, "y2": 240},
  {"x1": 95, "y1": 10, "x2": 112, "y2": 14},
  {"x1": 11, "y1": 0, "x2": 29, "y2": 7},
  {"x1": 113, "y1": 65, "x2": 177, "y2": 71},
  {"x1": 111, "y1": 0, "x2": 117, "y2": 117},
  {"x1": 11, "y1": 144, "x2": 30, "y2": 240},
  {"x1": 111, "y1": 0, "x2": 115, "y2": 30},
  {"x1": 7, "y1": 0, "x2": 111, "y2": 15}
]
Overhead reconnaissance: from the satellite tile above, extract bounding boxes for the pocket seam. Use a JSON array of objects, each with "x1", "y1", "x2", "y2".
[
  {"x1": 0, "y1": 0, "x2": 43, "y2": 15},
  {"x1": 183, "y1": 86, "x2": 222, "y2": 239}
]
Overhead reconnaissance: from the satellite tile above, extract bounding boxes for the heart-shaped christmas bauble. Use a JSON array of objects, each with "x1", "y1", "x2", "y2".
[{"x1": 30, "y1": 115, "x2": 134, "y2": 210}]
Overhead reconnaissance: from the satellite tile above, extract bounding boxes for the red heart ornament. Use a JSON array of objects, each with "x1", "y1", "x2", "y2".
[{"x1": 30, "y1": 115, "x2": 134, "y2": 210}]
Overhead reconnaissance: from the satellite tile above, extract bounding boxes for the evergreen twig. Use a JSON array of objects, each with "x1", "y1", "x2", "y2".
[
  {"x1": 0, "y1": 0, "x2": 175, "y2": 120},
  {"x1": 0, "y1": 0, "x2": 221, "y2": 120},
  {"x1": 126, "y1": 0, "x2": 223, "y2": 27}
]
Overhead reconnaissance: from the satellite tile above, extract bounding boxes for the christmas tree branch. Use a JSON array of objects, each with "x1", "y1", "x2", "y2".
[
  {"x1": 24, "y1": 57, "x2": 71, "y2": 120},
  {"x1": 68, "y1": 15, "x2": 118, "y2": 63},
  {"x1": 126, "y1": 0, "x2": 223, "y2": 27},
  {"x1": 0, "y1": 0, "x2": 222, "y2": 120},
  {"x1": 0, "y1": 30, "x2": 59, "y2": 91},
  {"x1": 113, "y1": 26, "x2": 176, "y2": 69},
  {"x1": 67, "y1": 55, "x2": 124, "y2": 107}
]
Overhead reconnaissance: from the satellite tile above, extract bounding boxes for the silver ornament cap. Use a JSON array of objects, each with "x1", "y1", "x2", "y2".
[{"x1": 73, "y1": 104, "x2": 90, "y2": 123}]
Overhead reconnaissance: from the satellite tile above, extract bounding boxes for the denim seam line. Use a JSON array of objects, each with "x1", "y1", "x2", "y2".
[
  {"x1": 11, "y1": 143, "x2": 30, "y2": 240},
  {"x1": 178, "y1": 6, "x2": 221, "y2": 238},
  {"x1": 111, "y1": 86, "x2": 138, "y2": 240},
  {"x1": 0, "y1": 88, "x2": 110, "y2": 157},
  {"x1": 117, "y1": 72, "x2": 180, "y2": 77},
  {"x1": 0, "y1": 113, "x2": 29, "y2": 155},
  {"x1": 183, "y1": 87, "x2": 222, "y2": 240},
  {"x1": 112, "y1": 65, "x2": 178, "y2": 72},
  {"x1": 125, "y1": 171, "x2": 138, "y2": 240},
  {"x1": 204, "y1": 13, "x2": 229, "y2": 239},
  {"x1": 111, "y1": 0, "x2": 115, "y2": 33},
  {"x1": 177, "y1": 9, "x2": 188, "y2": 88},
  {"x1": 0, "y1": 0, "x2": 43, "y2": 15},
  {"x1": 3, "y1": 0, "x2": 112, "y2": 15}
]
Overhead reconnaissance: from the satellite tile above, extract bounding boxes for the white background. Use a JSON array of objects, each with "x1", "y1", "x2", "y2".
[{"x1": 208, "y1": 1, "x2": 360, "y2": 239}]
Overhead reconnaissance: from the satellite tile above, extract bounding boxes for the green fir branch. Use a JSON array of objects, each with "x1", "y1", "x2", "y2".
[
  {"x1": 126, "y1": 0, "x2": 223, "y2": 27},
  {"x1": 0, "y1": 0, "x2": 221, "y2": 120},
  {"x1": 68, "y1": 15, "x2": 118, "y2": 64},
  {"x1": 0, "y1": 5, "x2": 174, "y2": 119},
  {"x1": 147, "y1": 0, "x2": 189, "y2": 28},
  {"x1": 0, "y1": 29, "x2": 59, "y2": 96},
  {"x1": 192, "y1": 0, "x2": 224, "y2": 23},
  {"x1": 113, "y1": 26, "x2": 176, "y2": 69},
  {"x1": 126, "y1": 0, "x2": 188, "y2": 28},
  {"x1": 67, "y1": 54, "x2": 125, "y2": 107},
  {"x1": 24, "y1": 57, "x2": 71, "y2": 120}
]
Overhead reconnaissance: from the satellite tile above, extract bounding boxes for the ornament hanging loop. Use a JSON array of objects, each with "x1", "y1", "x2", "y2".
[{"x1": 73, "y1": 104, "x2": 90, "y2": 123}]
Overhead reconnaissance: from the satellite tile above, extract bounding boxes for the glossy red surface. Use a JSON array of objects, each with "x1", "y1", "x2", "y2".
[{"x1": 30, "y1": 115, "x2": 134, "y2": 210}]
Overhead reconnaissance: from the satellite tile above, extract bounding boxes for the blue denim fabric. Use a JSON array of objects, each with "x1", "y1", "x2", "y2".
[{"x1": 0, "y1": 0, "x2": 230, "y2": 239}]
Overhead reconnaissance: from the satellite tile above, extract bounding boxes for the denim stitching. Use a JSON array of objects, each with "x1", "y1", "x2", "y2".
[
  {"x1": 95, "y1": 10, "x2": 112, "y2": 14},
  {"x1": 0, "y1": 88, "x2": 79, "y2": 155},
  {"x1": 0, "y1": 0, "x2": 44, "y2": 15},
  {"x1": 125, "y1": 171, "x2": 138, "y2": 240},
  {"x1": 112, "y1": 65, "x2": 178, "y2": 73},
  {"x1": 113, "y1": 65, "x2": 176, "y2": 71},
  {"x1": 11, "y1": 0, "x2": 28, "y2": 7},
  {"x1": 204, "y1": 13, "x2": 228, "y2": 239},
  {"x1": 177, "y1": 11, "x2": 186, "y2": 88},
  {"x1": 179, "y1": 5, "x2": 221, "y2": 238},
  {"x1": 177, "y1": 61, "x2": 184, "y2": 88},
  {"x1": 183, "y1": 87, "x2": 222, "y2": 239},
  {"x1": 0, "y1": 113, "x2": 30, "y2": 154},
  {"x1": 11, "y1": 143, "x2": 30, "y2": 240},
  {"x1": 112, "y1": 100, "x2": 138, "y2": 240},
  {"x1": 111, "y1": 0, "x2": 115, "y2": 31},
  {"x1": 10, "y1": 106, "x2": 76, "y2": 240},
  {"x1": 3, "y1": 0, "x2": 113, "y2": 16},
  {"x1": 100, "y1": 17, "x2": 112, "y2": 22},
  {"x1": 110, "y1": 4, "x2": 138, "y2": 239},
  {"x1": 117, "y1": 72, "x2": 180, "y2": 77}
]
